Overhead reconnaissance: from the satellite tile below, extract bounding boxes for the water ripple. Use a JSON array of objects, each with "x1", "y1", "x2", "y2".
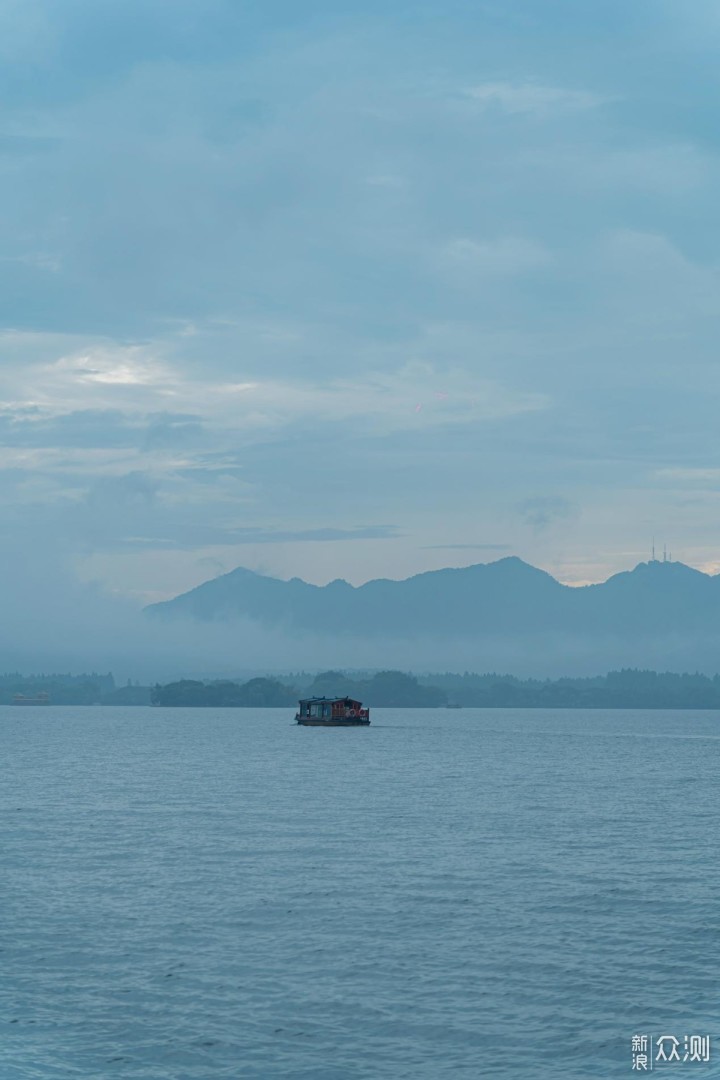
[{"x1": 1, "y1": 706, "x2": 719, "y2": 1078}]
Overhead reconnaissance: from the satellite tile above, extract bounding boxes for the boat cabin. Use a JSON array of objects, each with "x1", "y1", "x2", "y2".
[{"x1": 297, "y1": 696, "x2": 368, "y2": 721}]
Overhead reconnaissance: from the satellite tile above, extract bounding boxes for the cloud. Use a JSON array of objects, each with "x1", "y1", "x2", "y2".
[
  {"x1": 0, "y1": 407, "x2": 203, "y2": 450},
  {"x1": 231, "y1": 364, "x2": 549, "y2": 432},
  {"x1": 422, "y1": 543, "x2": 511, "y2": 551},
  {"x1": 51, "y1": 350, "x2": 166, "y2": 386},
  {"x1": 0, "y1": 331, "x2": 550, "y2": 445},
  {"x1": 442, "y1": 236, "x2": 552, "y2": 276},
  {"x1": 517, "y1": 496, "x2": 575, "y2": 530},
  {"x1": 655, "y1": 468, "x2": 720, "y2": 486},
  {"x1": 0, "y1": 0, "x2": 719, "y2": 609},
  {"x1": 114, "y1": 524, "x2": 402, "y2": 551},
  {"x1": 594, "y1": 230, "x2": 720, "y2": 323},
  {"x1": 464, "y1": 81, "x2": 608, "y2": 115}
]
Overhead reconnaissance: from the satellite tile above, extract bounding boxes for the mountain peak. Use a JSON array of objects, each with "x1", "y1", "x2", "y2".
[
  {"x1": 144, "y1": 553, "x2": 720, "y2": 672},
  {"x1": 629, "y1": 560, "x2": 709, "y2": 580}
]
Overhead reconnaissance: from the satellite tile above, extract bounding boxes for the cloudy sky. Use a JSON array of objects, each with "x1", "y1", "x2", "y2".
[{"x1": 3, "y1": 0, "x2": 720, "y2": 605}]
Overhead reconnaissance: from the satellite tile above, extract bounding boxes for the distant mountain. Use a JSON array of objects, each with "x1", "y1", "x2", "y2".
[{"x1": 146, "y1": 556, "x2": 720, "y2": 645}]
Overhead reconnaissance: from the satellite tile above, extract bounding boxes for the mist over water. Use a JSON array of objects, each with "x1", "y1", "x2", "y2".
[{"x1": 4, "y1": 557, "x2": 720, "y2": 681}]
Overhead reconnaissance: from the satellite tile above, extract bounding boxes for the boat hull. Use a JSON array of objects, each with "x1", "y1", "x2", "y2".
[{"x1": 296, "y1": 716, "x2": 370, "y2": 726}]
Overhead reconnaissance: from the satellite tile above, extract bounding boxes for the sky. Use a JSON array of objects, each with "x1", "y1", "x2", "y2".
[{"x1": 3, "y1": 0, "x2": 720, "y2": 614}]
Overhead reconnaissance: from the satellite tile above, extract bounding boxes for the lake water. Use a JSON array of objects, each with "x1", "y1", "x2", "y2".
[{"x1": 1, "y1": 706, "x2": 719, "y2": 1079}]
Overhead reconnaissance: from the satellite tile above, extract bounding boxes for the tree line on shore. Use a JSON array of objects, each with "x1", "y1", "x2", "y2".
[
  {"x1": 149, "y1": 670, "x2": 445, "y2": 707},
  {"x1": 6, "y1": 667, "x2": 720, "y2": 708},
  {"x1": 147, "y1": 667, "x2": 720, "y2": 708}
]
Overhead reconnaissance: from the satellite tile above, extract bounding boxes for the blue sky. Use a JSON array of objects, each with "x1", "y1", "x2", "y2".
[{"x1": 2, "y1": 0, "x2": 720, "y2": 604}]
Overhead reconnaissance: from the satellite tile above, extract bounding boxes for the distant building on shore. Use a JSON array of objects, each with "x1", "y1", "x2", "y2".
[{"x1": 12, "y1": 692, "x2": 50, "y2": 705}]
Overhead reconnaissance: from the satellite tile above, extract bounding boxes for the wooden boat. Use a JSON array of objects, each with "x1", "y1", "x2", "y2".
[{"x1": 296, "y1": 696, "x2": 370, "y2": 726}]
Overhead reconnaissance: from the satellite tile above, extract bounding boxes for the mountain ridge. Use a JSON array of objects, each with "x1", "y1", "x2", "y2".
[{"x1": 146, "y1": 556, "x2": 720, "y2": 643}]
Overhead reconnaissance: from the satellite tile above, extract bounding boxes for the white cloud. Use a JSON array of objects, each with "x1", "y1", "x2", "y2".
[
  {"x1": 442, "y1": 236, "x2": 552, "y2": 276},
  {"x1": 528, "y1": 141, "x2": 711, "y2": 197},
  {"x1": 595, "y1": 229, "x2": 720, "y2": 325},
  {"x1": 0, "y1": 445, "x2": 193, "y2": 477},
  {"x1": 464, "y1": 81, "x2": 608, "y2": 115},
  {"x1": 50, "y1": 348, "x2": 172, "y2": 387},
  {"x1": 0, "y1": 252, "x2": 62, "y2": 272},
  {"x1": 0, "y1": 340, "x2": 178, "y2": 417},
  {"x1": 197, "y1": 360, "x2": 550, "y2": 434},
  {"x1": 655, "y1": 468, "x2": 720, "y2": 485},
  {"x1": 0, "y1": 330, "x2": 549, "y2": 441}
]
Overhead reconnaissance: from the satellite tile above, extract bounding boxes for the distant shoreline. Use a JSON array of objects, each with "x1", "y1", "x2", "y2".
[{"x1": 13, "y1": 702, "x2": 720, "y2": 711}]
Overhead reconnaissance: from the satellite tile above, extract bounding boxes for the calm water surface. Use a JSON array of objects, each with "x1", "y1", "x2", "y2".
[{"x1": 1, "y1": 706, "x2": 719, "y2": 1079}]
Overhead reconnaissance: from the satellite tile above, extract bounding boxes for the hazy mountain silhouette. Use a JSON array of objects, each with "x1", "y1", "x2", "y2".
[{"x1": 146, "y1": 557, "x2": 720, "y2": 644}]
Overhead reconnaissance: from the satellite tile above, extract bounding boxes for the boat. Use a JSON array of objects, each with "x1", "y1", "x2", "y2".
[
  {"x1": 296, "y1": 696, "x2": 370, "y2": 726},
  {"x1": 12, "y1": 692, "x2": 50, "y2": 705},
  {"x1": 446, "y1": 703, "x2": 463, "y2": 709}
]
